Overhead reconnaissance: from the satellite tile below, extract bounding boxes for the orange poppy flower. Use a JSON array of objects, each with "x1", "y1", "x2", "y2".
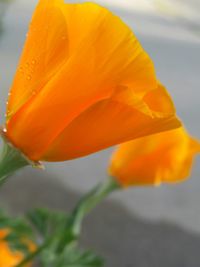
[
  {"x1": 109, "y1": 127, "x2": 200, "y2": 186},
  {"x1": 0, "y1": 228, "x2": 35, "y2": 267},
  {"x1": 4, "y1": 0, "x2": 180, "y2": 162}
]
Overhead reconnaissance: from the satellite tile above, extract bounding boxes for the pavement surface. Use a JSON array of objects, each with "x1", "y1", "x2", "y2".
[{"x1": 0, "y1": 1, "x2": 200, "y2": 266}]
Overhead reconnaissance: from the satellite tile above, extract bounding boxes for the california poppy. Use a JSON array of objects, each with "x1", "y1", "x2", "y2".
[
  {"x1": 109, "y1": 127, "x2": 200, "y2": 186},
  {"x1": 4, "y1": 0, "x2": 180, "y2": 162},
  {"x1": 0, "y1": 228, "x2": 35, "y2": 267}
]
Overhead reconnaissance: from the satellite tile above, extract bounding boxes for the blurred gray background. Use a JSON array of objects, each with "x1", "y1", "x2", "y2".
[{"x1": 0, "y1": 0, "x2": 200, "y2": 266}]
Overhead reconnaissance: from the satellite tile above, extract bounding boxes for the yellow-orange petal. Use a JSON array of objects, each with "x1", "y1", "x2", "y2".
[
  {"x1": 7, "y1": 0, "x2": 69, "y2": 120},
  {"x1": 6, "y1": 1, "x2": 157, "y2": 160},
  {"x1": 0, "y1": 228, "x2": 36, "y2": 267},
  {"x1": 109, "y1": 127, "x2": 200, "y2": 187},
  {"x1": 43, "y1": 83, "x2": 181, "y2": 161}
]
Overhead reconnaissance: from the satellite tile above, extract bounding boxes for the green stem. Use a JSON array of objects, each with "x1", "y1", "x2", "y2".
[
  {"x1": 0, "y1": 139, "x2": 29, "y2": 185},
  {"x1": 57, "y1": 177, "x2": 120, "y2": 251},
  {"x1": 71, "y1": 177, "x2": 120, "y2": 236},
  {"x1": 0, "y1": 128, "x2": 43, "y2": 185}
]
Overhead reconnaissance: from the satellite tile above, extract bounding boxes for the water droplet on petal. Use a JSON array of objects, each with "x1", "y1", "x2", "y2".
[{"x1": 27, "y1": 75, "x2": 31, "y2": 80}]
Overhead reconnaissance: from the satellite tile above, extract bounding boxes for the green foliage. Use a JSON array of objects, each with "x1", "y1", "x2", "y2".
[
  {"x1": 41, "y1": 244, "x2": 104, "y2": 267},
  {"x1": 26, "y1": 208, "x2": 104, "y2": 267},
  {"x1": 0, "y1": 211, "x2": 32, "y2": 235},
  {"x1": 27, "y1": 208, "x2": 69, "y2": 238},
  {"x1": 0, "y1": 209, "x2": 34, "y2": 256},
  {"x1": 0, "y1": 177, "x2": 116, "y2": 267},
  {"x1": 55, "y1": 246, "x2": 104, "y2": 267}
]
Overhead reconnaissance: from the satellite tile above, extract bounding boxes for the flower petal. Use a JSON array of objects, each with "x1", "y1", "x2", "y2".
[
  {"x1": 43, "y1": 83, "x2": 181, "y2": 161},
  {"x1": 7, "y1": 0, "x2": 69, "y2": 119},
  {"x1": 0, "y1": 228, "x2": 35, "y2": 267},
  {"x1": 7, "y1": 1, "x2": 157, "y2": 160},
  {"x1": 109, "y1": 128, "x2": 200, "y2": 187}
]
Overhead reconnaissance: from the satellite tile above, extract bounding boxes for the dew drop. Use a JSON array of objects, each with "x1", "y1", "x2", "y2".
[
  {"x1": 31, "y1": 60, "x2": 36, "y2": 65},
  {"x1": 27, "y1": 75, "x2": 31, "y2": 80}
]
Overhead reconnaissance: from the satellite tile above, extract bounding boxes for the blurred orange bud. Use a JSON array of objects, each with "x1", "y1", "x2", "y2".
[
  {"x1": 5, "y1": 0, "x2": 180, "y2": 162},
  {"x1": 0, "y1": 228, "x2": 36, "y2": 267},
  {"x1": 109, "y1": 127, "x2": 200, "y2": 187}
]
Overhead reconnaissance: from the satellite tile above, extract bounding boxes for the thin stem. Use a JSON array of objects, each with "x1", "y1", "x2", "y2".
[
  {"x1": 71, "y1": 177, "x2": 119, "y2": 236},
  {"x1": 0, "y1": 128, "x2": 44, "y2": 185},
  {"x1": 57, "y1": 177, "x2": 120, "y2": 251},
  {"x1": 0, "y1": 140, "x2": 28, "y2": 184}
]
